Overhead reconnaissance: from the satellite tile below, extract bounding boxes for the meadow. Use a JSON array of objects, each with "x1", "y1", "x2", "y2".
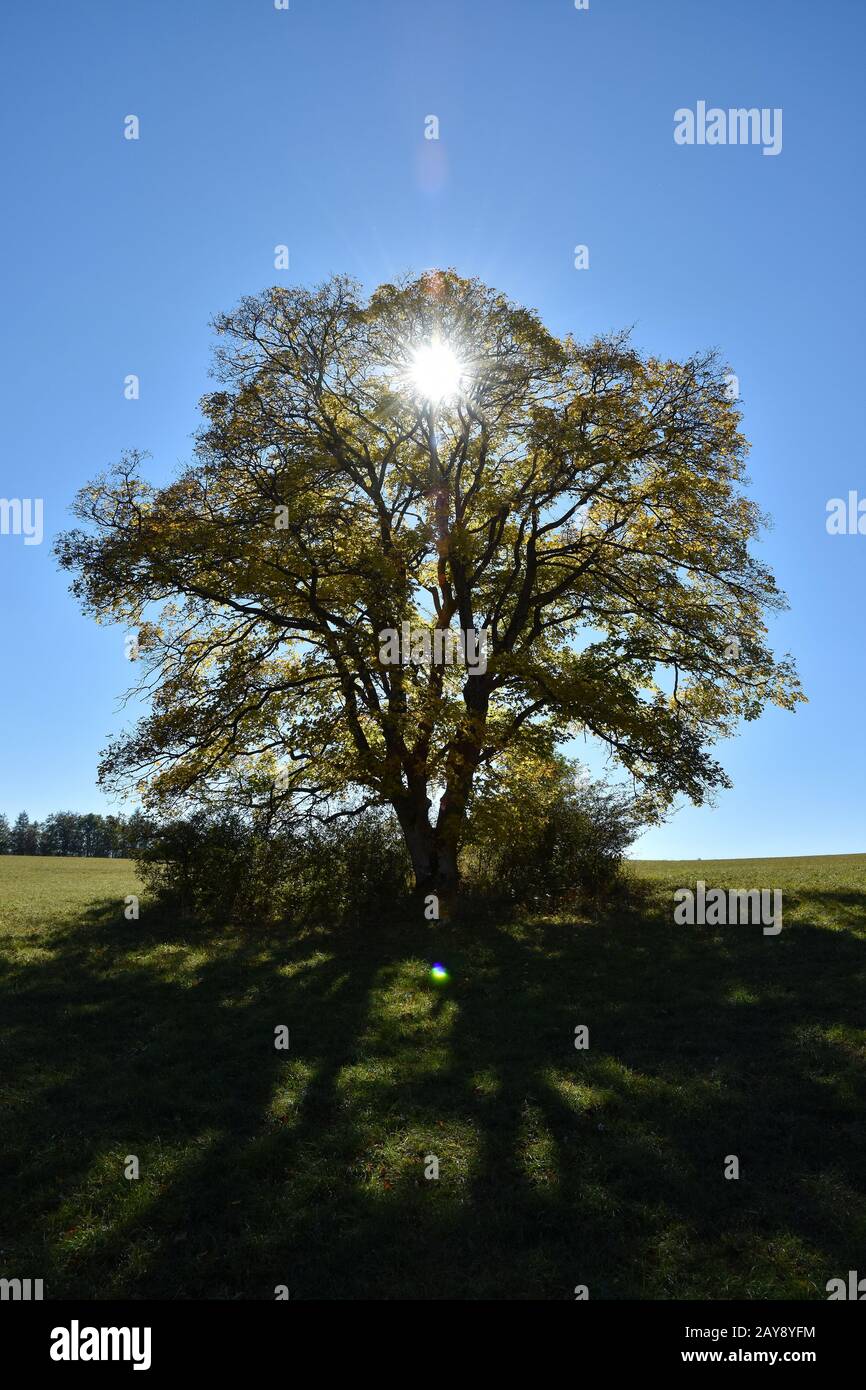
[{"x1": 1, "y1": 852, "x2": 864, "y2": 1300}]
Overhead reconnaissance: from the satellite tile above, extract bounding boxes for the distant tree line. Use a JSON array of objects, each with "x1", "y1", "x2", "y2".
[{"x1": 0, "y1": 810, "x2": 152, "y2": 858}]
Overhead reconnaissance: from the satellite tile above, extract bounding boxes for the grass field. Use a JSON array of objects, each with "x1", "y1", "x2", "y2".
[{"x1": 1, "y1": 851, "x2": 864, "y2": 1300}]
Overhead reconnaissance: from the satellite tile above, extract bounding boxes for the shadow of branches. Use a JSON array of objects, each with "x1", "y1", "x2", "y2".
[{"x1": 1, "y1": 885, "x2": 864, "y2": 1299}]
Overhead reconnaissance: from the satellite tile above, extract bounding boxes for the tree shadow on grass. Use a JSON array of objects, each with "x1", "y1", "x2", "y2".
[{"x1": 1, "y1": 886, "x2": 864, "y2": 1299}]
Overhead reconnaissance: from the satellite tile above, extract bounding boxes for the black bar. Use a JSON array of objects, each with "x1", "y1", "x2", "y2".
[{"x1": 1, "y1": 1298, "x2": 860, "y2": 1375}]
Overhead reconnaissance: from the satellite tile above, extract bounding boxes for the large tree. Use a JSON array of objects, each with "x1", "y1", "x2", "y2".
[{"x1": 57, "y1": 270, "x2": 803, "y2": 900}]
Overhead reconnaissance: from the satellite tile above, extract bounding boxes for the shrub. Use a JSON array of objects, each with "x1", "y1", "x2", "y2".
[
  {"x1": 282, "y1": 811, "x2": 412, "y2": 926},
  {"x1": 134, "y1": 809, "x2": 298, "y2": 924},
  {"x1": 134, "y1": 806, "x2": 411, "y2": 927},
  {"x1": 462, "y1": 757, "x2": 640, "y2": 909},
  {"x1": 135, "y1": 760, "x2": 638, "y2": 925}
]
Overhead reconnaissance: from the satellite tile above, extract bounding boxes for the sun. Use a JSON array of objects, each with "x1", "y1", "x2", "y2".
[{"x1": 407, "y1": 337, "x2": 466, "y2": 404}]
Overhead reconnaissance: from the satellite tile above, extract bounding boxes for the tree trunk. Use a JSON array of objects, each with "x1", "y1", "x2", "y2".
[
  {"x1": 395, "y1": 796, "x2": 461, "y2": 908},
  {"x1": 395, "y1": 686, "x2": 490, "y2": 913}
]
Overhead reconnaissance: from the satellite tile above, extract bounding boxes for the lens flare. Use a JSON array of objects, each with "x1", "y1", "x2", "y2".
[
  {"x1": 407, "y1": 339, "x2": 464, "y2": 404},
  {"x1": 430, "y1": 962, "x2": 449, "y2": 983}
]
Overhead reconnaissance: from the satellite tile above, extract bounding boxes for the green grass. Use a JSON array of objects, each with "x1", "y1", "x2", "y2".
[{"x1": 1, "y1": 851, "x2": 864, "y2": 1299}]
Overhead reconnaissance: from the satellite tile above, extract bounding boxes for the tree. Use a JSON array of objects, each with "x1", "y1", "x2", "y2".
[
  {"x1": 38, "y1": 813, "x2": 59, "y2": 855},
  {"x1": 56, "y1": 270, "x2": 803, "y2": 902},
  {"x1": 40, "y1": 811, "x2": 85, "y2": 857},
  {"x1": 81, "y1": 812, "x2": 101, "y2": 857},
  {"x1": 11, "y1": 811, "x2": 40, "y2": 856},
  {"x1": 118, "y1": 809, "x2": 154, "y2": 856},
  {"x1": 0, "y1": 813, "x2": 10, "y2": 853}
]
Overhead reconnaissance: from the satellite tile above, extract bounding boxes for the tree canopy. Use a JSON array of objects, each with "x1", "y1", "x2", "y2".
[{"x1": 56, "y1": 269, "x2": 803, "y2": 897}]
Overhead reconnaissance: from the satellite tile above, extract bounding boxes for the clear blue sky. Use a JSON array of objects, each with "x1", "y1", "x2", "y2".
[{"x1": 1, "y1": 0, "x2": 863, "y2": 858}]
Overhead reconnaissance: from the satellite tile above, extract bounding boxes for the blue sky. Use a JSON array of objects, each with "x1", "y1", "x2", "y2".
[{"x1": 1, "y1": 0, "x2": 863, "y2": 858}]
